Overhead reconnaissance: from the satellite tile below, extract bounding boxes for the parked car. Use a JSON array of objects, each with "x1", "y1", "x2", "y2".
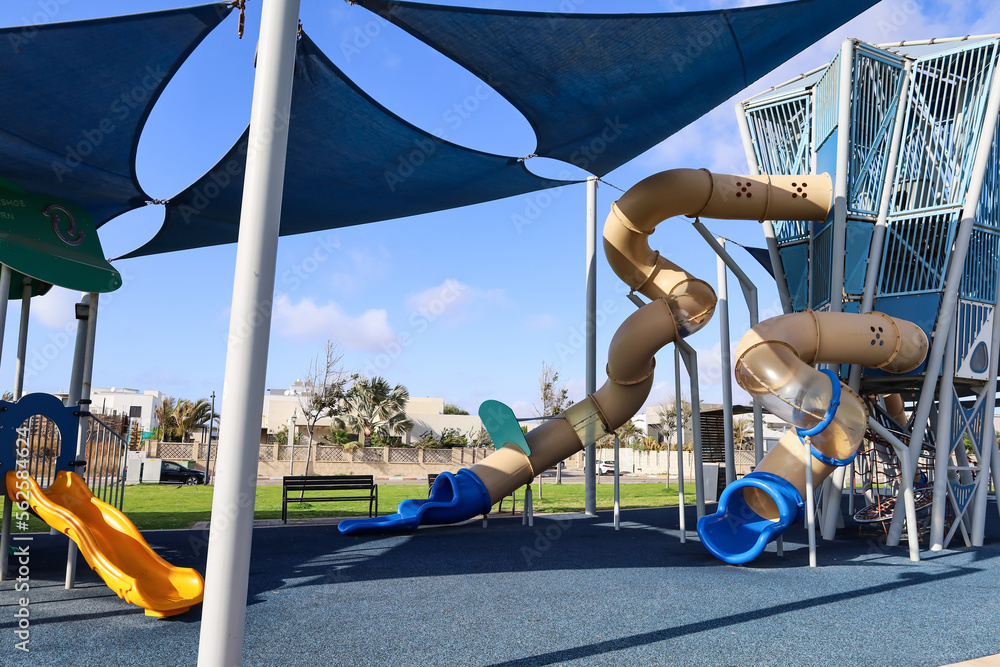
[
  {"x1": 159, "y1": 461, "x2": 206, "y2": 485},
  {"x1": 596, "y1": 460, "x2": 623, "y2": 476}
]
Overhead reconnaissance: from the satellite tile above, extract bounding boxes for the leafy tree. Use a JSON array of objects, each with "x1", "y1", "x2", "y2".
[
  {"x1": 653, "y1": 393, "x2": 692, "y2": 449},
  {"x1": 438, "y1": 427, "x2": 468, "y2": 448},
  {"x1": 470, "y1": 426, "x2": 492, "y2": 448},
  {"x1": 443, "y1": 403, "x2": 469, "y2": 415},
  {"x1": 320, "y1": 428, "x2": 359, "y2": 452},
  {"x1": 297, "y1": 339, "x2": 352, "y2": 471},
  {"x1": 536, "y1": 361, "x2": 573, "y2": 482},
  {"x1": 343, "y1": 376, "x2": 414, "y2": 447},
  {"x1": 273, "y1": 426, "x2": 288, "y2": 447},
  {"x1": 597, "y1": 419, "x2": 644, "y2": 449},
  {"x1": 536, "y1": 360, "x2": 573, "y2": 417},
  {"x1": 413, "y1": 432, "x2": 438, "y2": 449}
]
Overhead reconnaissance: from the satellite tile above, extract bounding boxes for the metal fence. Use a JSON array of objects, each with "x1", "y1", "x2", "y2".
[
  {"x1": 15, "y1": 412, "x2": 126, "y2": 510},
  {"x1": 81, "y1": 413, "x2": 128, "y2": 510}
]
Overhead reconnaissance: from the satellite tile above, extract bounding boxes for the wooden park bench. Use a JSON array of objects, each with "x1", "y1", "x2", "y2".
[{"x1": 282, "y1": 475, "x2": 377, "y2": 523}]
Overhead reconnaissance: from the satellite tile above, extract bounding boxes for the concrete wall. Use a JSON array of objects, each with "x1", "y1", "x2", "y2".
[{"x1": 147, "y1": 440, "x2": 586, "y2": 478}]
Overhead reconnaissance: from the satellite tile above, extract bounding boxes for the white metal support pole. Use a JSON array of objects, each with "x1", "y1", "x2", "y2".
[
  {"x1": 735, "y1": 101, "x2": 791, "y2": 314},
  {"x1": 197, "y1": 1, "x2": 300, "y2": 664},
  {"x1": 850, "y1": 61, "x2": 912, "y2": 390},
  {"x1": 716, "y1": 241, "x2": 735, "y2": 486},
  {"x1": 0, "y1": 264, "x2": 13, "y2": 581},
  {"x1": 971, "y1": 272, "x2": 1000, "y2": 545},
  {"x1": 692, "y1": 222, "x2": 765, "y2": 477},
  {"x1": 886, "y1": 56, "x2": 1000, "y2": 547},
  {"x1": 869, "y1": 419, "x2": 920, "y2": 561},
  {"x1": 585, "y1": 176, "x2": 598, "y2": 516},
  {"x1": 674, "y1": 347, "x2": 686, "y2": 543},
  {"x1": 677, "y1": 338, "x2": 705, "y2": 519},
  {"x1": 14, "y1": 279, "x2": 31, "y2": 401},
  {"x1": 64, "y1": 293, "x2": 97, "y2": 589},
  {"x1": 288, "y1": 410, "x2": 297, "y2": 476},
  {"x1": 65, "y1": 296, "x2": 89, "y2": 410},
  {"x1": 0, "y1": 265, "x2": 10, "y2": 366},
  {"x1": 830, "y1": 38, "x2": 854, "y2": 316},
  {"x1": 522, "y1": 485, "x2": 533, "y2": 527},
  {"x1": 930, "y1": 328, "x2": 956, "y2": 550},
  {"x1": 814, "y1": 39, "x2": 855, "y2": 543},
  {"x1": 841, "y1": 62, "x2": 912, "y2": 534},
  {"x1": 803, "y1": 435, "x2": 817, "y2": 567},
  {"x1": 613, "y1": 433, "x2": 620, "y2": 530}
]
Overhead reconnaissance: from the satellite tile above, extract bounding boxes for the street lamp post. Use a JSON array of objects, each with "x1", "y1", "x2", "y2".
[
  {"x1": 288, "y1": 409, "x2": 297, "y2": 476},
  {"x1": 206, "y1": 390, "x2": 216, "y2": 484}
]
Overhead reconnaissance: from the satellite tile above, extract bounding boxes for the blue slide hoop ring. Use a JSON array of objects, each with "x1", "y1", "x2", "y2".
[{"x1": 795, "y1": 368, "x2": 856, "y2": 467}]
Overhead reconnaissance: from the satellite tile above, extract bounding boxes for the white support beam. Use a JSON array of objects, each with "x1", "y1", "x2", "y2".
[{"x1": 197, "y1": 1, "x2": 301, "y2": 664}]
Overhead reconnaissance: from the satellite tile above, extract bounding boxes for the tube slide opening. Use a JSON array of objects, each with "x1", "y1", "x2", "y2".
[{"x1": 697, "y1": 472, "x2": 804, "y2": 565}]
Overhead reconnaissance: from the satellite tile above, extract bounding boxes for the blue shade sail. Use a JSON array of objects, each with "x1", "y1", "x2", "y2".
[
  {"x1": 0, "y1": 4, "x2": 232, "y2": 227},
  {"x1": 124, "y1": 33, "x2": 576, "y2": 258},
  {"x1": 355, "y1": 0, "x2": 880, "y2": 176}
]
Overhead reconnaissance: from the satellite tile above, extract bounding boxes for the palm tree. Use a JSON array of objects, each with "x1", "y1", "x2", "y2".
[
  {"x1": 155, "y1": 397, "x2": 178, "y2": 442},
  {"x1": 173, "y1": 398, "x2": 218, "y2": 443},
  {"x1": 343, "y1": 376, "x2": 414, "y2": 447},
  {"x1": 732, "y1": 417, "x2": 755, "y2": 450}
]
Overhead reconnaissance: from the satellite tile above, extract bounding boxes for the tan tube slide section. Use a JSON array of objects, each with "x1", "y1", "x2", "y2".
[
  {"x1": 734, "y1": 311, "x2": 926, "y2": 519},
  {"x1": 470, "y1": 169, "x2": 836, "y2": 504}
]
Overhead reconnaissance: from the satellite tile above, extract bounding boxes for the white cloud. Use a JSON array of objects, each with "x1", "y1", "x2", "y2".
[
  {"x1": 272, "y1": 294, "x2": 395, "y2": 352},
  {"x1": 330, "y1": 244, "x2": 392, "y2": 293},
  {"x1": 525, "y1": 314, "x2": 556, "y2": 330},
  {"x1": 30, "y1": 287, "x2": 79, "y2": 330},
  {"x1": 406, "y1": 279, "x2": 507, "y2": 326}
]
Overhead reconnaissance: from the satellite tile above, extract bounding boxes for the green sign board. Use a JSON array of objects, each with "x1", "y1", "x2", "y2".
[{"x1": 0, "y1": 179, "x2": 121, "y2": 294}]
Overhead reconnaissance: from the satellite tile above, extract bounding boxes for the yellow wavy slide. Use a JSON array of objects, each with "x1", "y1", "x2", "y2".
[{"x1": 7, "y1": 470, "x2": 203, "y2": 616}]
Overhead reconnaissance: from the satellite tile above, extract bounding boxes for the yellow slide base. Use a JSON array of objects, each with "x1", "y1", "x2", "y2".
[{"x1": 6, "y1": 471, "x2": 204, "y2": 617}]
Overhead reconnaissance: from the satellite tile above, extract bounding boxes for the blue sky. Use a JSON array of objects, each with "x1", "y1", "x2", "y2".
[{"x1": 0, "y1": 0, "x2": 995, "y2": 420}]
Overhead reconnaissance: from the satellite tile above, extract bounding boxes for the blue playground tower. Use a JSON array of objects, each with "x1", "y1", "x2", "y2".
[{"x1": 738, "y1": 36, "x2": 1000, "y2": 551}]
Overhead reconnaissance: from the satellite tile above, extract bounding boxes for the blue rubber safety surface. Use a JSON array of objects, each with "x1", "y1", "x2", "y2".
[{"x1": 3, "y1": 504, "x2": 1000, "y2": 666}]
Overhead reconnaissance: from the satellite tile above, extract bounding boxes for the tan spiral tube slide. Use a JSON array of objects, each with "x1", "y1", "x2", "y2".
[
  {"x1": 469, "y1": 169, "x2": 838, "y2": 503},
  {"x1": 733, "y1": 311, "x2": 926, "y2": 520}
]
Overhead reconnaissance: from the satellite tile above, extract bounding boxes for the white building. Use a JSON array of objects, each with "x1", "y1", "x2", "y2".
[
  {"x1": 259, "y1": 383, "x2": 485, "y2": 445},
  {"x1": 88, "y1": 387, "x2": 165, "y2": 433}
]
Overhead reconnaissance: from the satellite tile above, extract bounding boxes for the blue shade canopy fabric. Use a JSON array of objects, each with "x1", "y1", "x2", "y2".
[
  {"x1": 356, "y1": 0, "x2": 880, "y2": 176},
  {"x1": 0, "y1": 4, "x2": 232, "y2": 227},
  {"x1": 123, "y1": 33, "x2": 576, "y2": 258}
]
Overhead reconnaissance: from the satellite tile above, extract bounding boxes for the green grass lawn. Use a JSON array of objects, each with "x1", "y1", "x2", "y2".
[{"x1": 19, "y1": 481, "x2": 698, "y2": 532}]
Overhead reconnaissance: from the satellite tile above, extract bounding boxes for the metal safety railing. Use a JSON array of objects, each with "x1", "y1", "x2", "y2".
[{"x1": 79, "y1": 413, "x2": 128, "y2": 510}]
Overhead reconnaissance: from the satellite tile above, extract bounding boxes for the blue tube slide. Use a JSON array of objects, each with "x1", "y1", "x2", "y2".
[
  {"x1": 337, "y1": 469, "x2": 492, "y2": 535},
  {"x1": 696, "y1": 471, "x2": 804, "y2": 564}
]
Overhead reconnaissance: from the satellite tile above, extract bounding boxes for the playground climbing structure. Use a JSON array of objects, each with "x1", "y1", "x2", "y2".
[{"x1": 735, "y1": 35, "x2": 1000, "y2": 552}]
